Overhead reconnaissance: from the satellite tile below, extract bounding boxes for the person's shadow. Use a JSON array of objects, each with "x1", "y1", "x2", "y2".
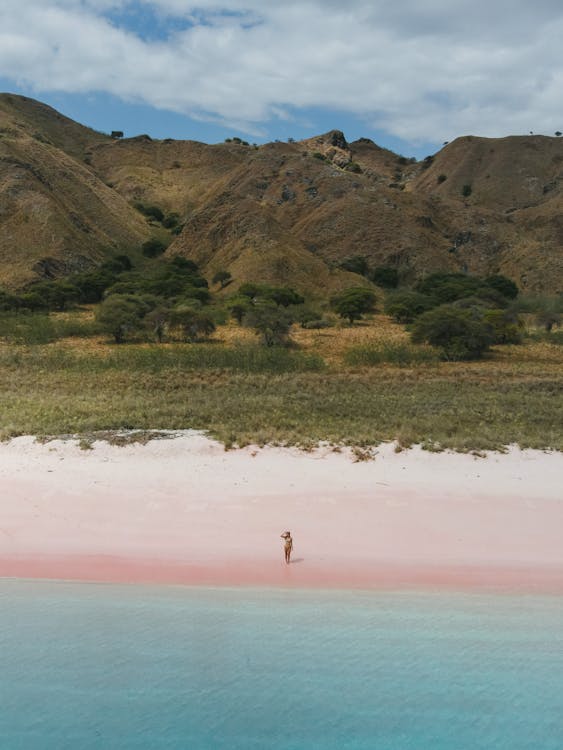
[{"x1": 290, "y1": 558, "x2": 304, "y2": 564}]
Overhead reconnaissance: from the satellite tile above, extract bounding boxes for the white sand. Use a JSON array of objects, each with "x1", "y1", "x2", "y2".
[{"x1": 1, "y1": 432, "x2": 562, "y2": 590}]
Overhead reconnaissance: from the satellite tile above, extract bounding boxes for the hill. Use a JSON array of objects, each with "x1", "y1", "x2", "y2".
[{"x1": 1, "y1": 94, "x2": 562, "y2": 294}]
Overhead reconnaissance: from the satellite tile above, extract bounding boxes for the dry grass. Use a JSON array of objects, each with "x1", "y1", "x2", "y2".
[{"x1": 1, "y1": 314, "x2": 562, "y2": 451}]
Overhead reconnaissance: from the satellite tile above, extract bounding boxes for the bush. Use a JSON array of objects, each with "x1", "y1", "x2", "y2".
[
  {"x1": 228, "y1": 296, "x2": 251, "y2": 325},
  {"x1": 142, "y1": 238, "x2": 168, "y2": 258},
  {"x1": 162, "y1": 213, "x2": 180, "y2": 229},
  {"x1": 411, "y1": 304, "x2": 494, "y2": 360},
  {"x1": 238, "y1": 283, "x2": 304, "y2": 307},
  {"x1": 168, "y1": 307, "x2": 216, "y2": 342},
  {"x1": 135, "y1": 204, "x2": 164, "y2": 222},
  {"x1": 370, "y1": 266, "x2": 399, "y2": 288},
  {"x1": 416, "y1": 273, "x2": 497, "y2": 306},
  {"x1": 485, "y1": 275, "x2": 519, "y2": 300},
  {"x1": 95, "y1": 295, "x2": 147, "y2": 343},
  {"x1": 0, "y1": 289, "x2": 23, "y2": 311},
  {"x1": 243, "y1": 300, "x2": 294, "y2": 346},
  {"x1": 340, "y1": 256, "x2": 369, "y2": 276},
  {"x1": 482, "y1": 309, "x2": 522, "y2": 344},
  {"x1": 385, "y1": 291, "x2": 436, "y2": 323},
  {"x1": 331, "y1": 287, "x2": 376, "y2": 323},
  {"x1": 462, "y1": 184, "x2": 472, "y2": 197}
]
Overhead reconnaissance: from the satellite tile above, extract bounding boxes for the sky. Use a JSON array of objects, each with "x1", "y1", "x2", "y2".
[{"x1": 1, "y1": 0, "x2": 562, "y2": 158}]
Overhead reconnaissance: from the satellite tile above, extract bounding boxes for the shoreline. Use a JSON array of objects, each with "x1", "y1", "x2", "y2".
[
  {"x1": 3, "y1": 557, "x2": 563, "y2": 595},
  {"x1": 1, "y1": 433, "x2": 562, "y2": 593}
]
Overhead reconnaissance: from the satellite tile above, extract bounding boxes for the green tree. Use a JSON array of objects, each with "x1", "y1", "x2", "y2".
[
  {"x1": 411, "y1": 304, "x2": 494, "y2": 360},
  {"x1": 370, "y1": 266, "x2": 399, "y2": 289},
  {"x1": 330, "y1": 287, "x2": 376, "y2": 324},
  {"x1": 227, "y1": 296, "x2": 250, "y2": 324},
  {"x1": 142, "y1": 238, "x2": 168, "y2": 258},
  {"x1": 482, "y1": 309, "x2": 522, "y2": 344},
  {"x1": 144, "y1": 306, "x2": 170, "y2": 343},
  {"x1": 485, "y1": 275, "x2": 519, "y2": 300},
  {"x1": 340, "y1": 255, "x2": 370, "y2": 276},
  {"x1": 243, "y1": 300, "x2": 293, "y2": 346},
  {"x1": 384, "y1": 291, "x2": 436, "y2": 323},
  {"x1": 95, "y1": 295, "x2": 145, "y2": 343},
  {"x1": 168, "y1": 306, "x2": 216, "y2": 342}
]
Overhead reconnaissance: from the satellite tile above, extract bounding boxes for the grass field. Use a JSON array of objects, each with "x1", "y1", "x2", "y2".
[{"x1": 1, "y1": 313, "x2": 561, "y2": 451}]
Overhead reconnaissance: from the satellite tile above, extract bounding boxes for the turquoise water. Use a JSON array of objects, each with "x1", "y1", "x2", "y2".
[{"x1": 1, "y1": 581, "x2": 562, "y2": 749}]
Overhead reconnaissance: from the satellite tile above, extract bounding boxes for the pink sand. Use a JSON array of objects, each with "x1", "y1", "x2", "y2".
[{"x1": 1, "y1": 433, "x2": 562, "y2": 591}]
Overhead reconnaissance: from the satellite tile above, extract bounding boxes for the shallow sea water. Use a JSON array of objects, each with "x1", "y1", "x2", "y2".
[{"x1": 1, "y1": 580, "x2": 562, "y2": 749}]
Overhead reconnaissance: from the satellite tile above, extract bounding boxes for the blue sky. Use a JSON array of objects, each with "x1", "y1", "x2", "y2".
[{"x1": 1, "y1": 1, "x2": 562, "y2": 159}]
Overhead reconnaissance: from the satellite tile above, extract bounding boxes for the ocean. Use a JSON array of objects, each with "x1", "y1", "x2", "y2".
[{"x1": 1, "y1": 580, "x2": 562, "y2": 749}]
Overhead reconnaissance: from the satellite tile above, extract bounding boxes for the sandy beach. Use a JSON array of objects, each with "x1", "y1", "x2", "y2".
[{"x1": 1, "y1": 432, "x2": 562, "y2": 592}]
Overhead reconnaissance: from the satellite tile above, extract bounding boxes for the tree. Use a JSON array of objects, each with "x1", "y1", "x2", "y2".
[
  {"x1": 142, "y1": 238, "x2": 168, "y2": 258},
  {"x1": 482, "y1": 309, "x2": 522, "y2": 344},
  {"x1": 144, "y1": 306, "x2": 170, "y2": 343},
  {"x1": 212, "y1": 270, "x2": 233, "y2": 289},
  {"x1": 227, "y1": 296, "x2": 250, "y2": 324},
  {"x1": 168, "y1": 306, "x2": 215, "y2": 342},
  {"x1": 330, "y1": 288, "x2": 376, "y2": 324},
  {"x1": 370, "y1": 266, "x2": 399, "y2": 289},
  {"x1": 411, "y1": 304, "x2": 494, "y2": 360},
  {"x1": 243, "y1": 300, "x2": 293, "y2": 346},
  {"x1": 238, "y1": 283, "x2": 304, "y2": 307},
  {"x1": 340, "y1": 255, "x2": 370, "y2": 276},
  {"x1": 95, "y1": 295, "x2": 145, "y2": 343},
  {"x1": 385, "y1": 291, "x2": 436, "y2": 323},
  {"x1": 416, "y1": 273, "x2": 488, "y2": 305},
  {"x1": 485, "y1": 275, "x2": 519, "y2": 300}
]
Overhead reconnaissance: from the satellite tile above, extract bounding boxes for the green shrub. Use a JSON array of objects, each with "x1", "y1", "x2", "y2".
[
  {"x1": 485, "y1": 275, "x2": 519, "y2": 300},
  {"x1": 415, "y1": 273, "x2": 504, "y2": 306},
  {"x1": 162, "y1": 213, "x2": 180, "y2": 229},
  {"x1": 238, "y1": 284, "x2": 304, "y2": 307},
  {"x1": 462, "y1": 184, "x2": 472, "y2": 197},
  {"x1": 95, "y1": 295, "x2": 148, "y2": 343},
  {"x1": 482, "y1": 309, "x2": 522, "y2": 344},
  {"x1": 142, "y1": 238, "x2": 168, "y2": 258},
  {"x1": 370, "y1": 266, "x2": 399, "y2": 289},
  {"x1": 243, "y1": 300, "x2": 294, "y2": 346},
  {"x1": 331, "y1": 287, "x2": 376, "y2": 324},
  {"x1": 135, "y1": 204, "x2": 164, "y2": 222},
  {"x1": 385, "y1": 291, "x2": 436, "y2": 323},
  {"x1": 411, "y1": 304, "x2": 494, "y2": 360},
  {"x1": 339, "y1": 256, "x2": 370, "y2": 276},
  {"x1": 0, "y1": 288, "x2": 23, "y2": 311}
]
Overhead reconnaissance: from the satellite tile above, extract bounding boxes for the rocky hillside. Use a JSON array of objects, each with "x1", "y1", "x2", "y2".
[{"x1": 1, "y1": 94, "x2": 562, "y2": 294}]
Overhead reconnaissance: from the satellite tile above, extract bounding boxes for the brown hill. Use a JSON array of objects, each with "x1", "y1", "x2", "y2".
[
  {"x1": 1, "y1": 94, "x2": 562, "y2": 295},
  {"x1": 0, "y1": 94, "x2": 150, "y2": 288}
]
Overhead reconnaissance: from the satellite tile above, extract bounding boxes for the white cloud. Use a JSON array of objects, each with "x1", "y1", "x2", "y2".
[{"x1": 1, "y1": 0, "x2": 563, "y2": 144}]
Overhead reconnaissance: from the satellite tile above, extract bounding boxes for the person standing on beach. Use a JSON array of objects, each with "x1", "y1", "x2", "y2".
[{"x1": 281, "y1": 531, "x2": 293, "y2": 564}]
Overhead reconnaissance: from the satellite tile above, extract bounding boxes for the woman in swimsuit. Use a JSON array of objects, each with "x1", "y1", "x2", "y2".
[{"x1": 281, "y1": 531, "x2": 293, "y2": 564}]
